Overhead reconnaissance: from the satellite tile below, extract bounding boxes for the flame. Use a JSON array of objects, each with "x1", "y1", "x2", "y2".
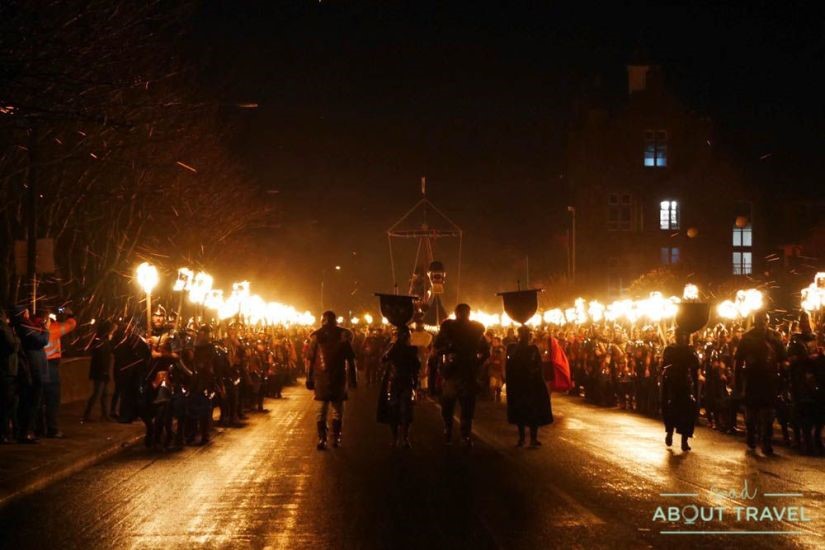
[
  {"x1": 136, "y1": 262, "x2": 159, "y2": 294},
  {"x1": 683, "y1": 284, "x2": 699, "y2": 301}
]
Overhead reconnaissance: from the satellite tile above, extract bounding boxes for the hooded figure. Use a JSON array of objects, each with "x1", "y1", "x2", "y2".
[{"x1": 505, "y1": 326, "x2": 553, "y2": 447}]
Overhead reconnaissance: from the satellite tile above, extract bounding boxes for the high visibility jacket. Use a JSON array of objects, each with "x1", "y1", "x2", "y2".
[{"x1": 45, "y1": 318, "x2": 77, "y2": 361}]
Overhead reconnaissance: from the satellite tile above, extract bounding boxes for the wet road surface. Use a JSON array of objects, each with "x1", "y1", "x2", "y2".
[{"x1": 1, "y1": 384, "x2": 822, "y2": 549}]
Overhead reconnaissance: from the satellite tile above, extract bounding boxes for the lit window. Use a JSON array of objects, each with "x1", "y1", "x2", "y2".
[
  {"x1": 659, "y1": 200, "x2": 679, "y2": 230},
  {"x1": 660, "y1": 247, "x2": 680, "y2": 265},
  {"x1": 732, "y1": 225, "x2": 752, "y2": 247},
  {"x1": 607, "y1": 193, "x2": 632, "y2": 231},
  {"x1": 732, "y1": 222, "x2": 753, "y2": 275},
  {"x1": 644, "y1": 130, "x2": 668, "y2": 167},
  {"x1": 732, "y1": 252, "x2": 752, "y2": 275}
]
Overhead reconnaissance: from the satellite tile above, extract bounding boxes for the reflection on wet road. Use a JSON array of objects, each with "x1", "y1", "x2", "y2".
[{"x1": 1, "y1": 386, "x2": 822, "y2": 549}]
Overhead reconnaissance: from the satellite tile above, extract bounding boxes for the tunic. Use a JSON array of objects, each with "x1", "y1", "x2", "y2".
[
  {"x1": 505, "y1": 343, "x2": 553, "y2": 426},
  {"x1": 660, "y1": 344, "x2": 698, "y2": 436},
  {"x1": 377, "y1": 342, "x2": 420, "y2": 425}
]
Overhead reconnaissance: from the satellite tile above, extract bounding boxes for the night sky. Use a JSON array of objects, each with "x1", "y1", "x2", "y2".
[{"x1": 187, "y1": 1, "x2": 825, "y2": 311}]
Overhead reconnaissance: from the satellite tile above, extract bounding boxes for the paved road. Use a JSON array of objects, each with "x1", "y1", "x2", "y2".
[{"x1": 1, "y1": 384, "x2": 822, "y2": 549}]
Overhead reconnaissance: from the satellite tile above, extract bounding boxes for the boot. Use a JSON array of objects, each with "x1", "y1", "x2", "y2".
[
  {"x1": 443, "y1": 422, "x2": 453, "y2": 445},
  {"x1": 400, "y1": 424, "x2": 411, "y2": 448},
  {"x1": 665, "y1": 430, "x2": 673, "y2": 447},
  {"x1": 529, "y1": 426, "x2": 541, "y2": 447},
  {"x1": 316, "y1": 421, "x2": 327, "y2": 450},
  {"x1": 331, "y1": 419, "x2": 342, "y2": 448},
  {"x1": 681, "y1": 434, "x2": 691, "y2": 452},
  {"x1": 516, "y1": 425, "x2": 525, "y2": 447},
  {"x1": 461, "y1": 424, "x2": 473, "y2": 448}
]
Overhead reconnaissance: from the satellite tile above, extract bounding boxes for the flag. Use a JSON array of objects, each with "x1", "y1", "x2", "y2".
[{"x1": 547, "y1": 336, "x2": 571, "y2": 392}]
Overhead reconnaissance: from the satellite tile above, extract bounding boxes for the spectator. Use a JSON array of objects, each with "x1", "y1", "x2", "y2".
[
  {"x1": 1, "y1": 309, "x2": 22, "y2": 443},
  {"x1": 82, "y1": 319, "x2": 117, "y2": 422},
  {"x1": 12, "y1": 306, "x2": 50, "y2": 444},
  {"x1": 41, "y1": 307, "x2": 77, "y2": 438}
]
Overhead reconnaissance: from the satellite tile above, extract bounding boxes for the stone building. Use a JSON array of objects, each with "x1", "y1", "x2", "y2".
[{"x1": 566, "y1": 64, "x2": 757, "y2": 296}]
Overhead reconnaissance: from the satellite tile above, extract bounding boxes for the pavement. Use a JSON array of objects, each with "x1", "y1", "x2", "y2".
[
  {"x1": 0, "y1": 384, "x2": 822, "y2": 549},
  {"x1": 0, "y1": 400, "x2": 143, "y2": 508}
]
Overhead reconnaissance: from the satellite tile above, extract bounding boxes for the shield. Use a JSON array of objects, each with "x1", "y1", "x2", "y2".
[
  {"x1": 675, "y1": 303, "x2": 710, "y2": 333},
  {"x1": 497, "y1": 289, "x2": 543, "y2": 325},
  {"x1": 375, "y1": 293, "x2": 418, "y2": 328}
]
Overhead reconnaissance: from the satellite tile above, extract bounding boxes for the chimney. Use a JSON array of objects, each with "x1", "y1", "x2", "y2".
[{"x1": 627, "y1": 64, "x2": 649, "y2": 95}]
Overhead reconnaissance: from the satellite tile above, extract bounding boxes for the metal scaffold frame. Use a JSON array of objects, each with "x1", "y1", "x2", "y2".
[{"x1": 386, "y1": 178, "x2": 463, "y2": 308}]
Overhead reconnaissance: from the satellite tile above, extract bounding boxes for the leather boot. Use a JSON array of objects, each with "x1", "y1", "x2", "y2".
[
  {"x1": 331, "y1": 419, "x2": 342, "y2": 448},
  {"x1": 316, "y1": 421, "x2": 327, "y2": 450},
  {"x1": 443, "y1": 420, "x2": 453, "y2": 445}
]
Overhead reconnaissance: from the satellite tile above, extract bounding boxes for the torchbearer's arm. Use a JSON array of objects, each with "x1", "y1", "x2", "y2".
[{"x1": 344, "y1": 337, "x2": 357, "y2": 389}]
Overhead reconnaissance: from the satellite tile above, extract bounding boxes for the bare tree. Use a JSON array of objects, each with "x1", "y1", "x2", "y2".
[{"x1": 0, "y1": 1, "x2": 272, "y2": 317}]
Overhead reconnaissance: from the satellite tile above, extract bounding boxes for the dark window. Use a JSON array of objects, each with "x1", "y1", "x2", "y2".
[
  {"x1": 607, "y1": 193, "x2": 632, "y2": 231},
  {"x1": 660, "y1": 247, "x2": 680, "y2": 265}
]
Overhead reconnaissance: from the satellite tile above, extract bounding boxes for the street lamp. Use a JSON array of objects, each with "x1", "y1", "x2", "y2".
[
  {"x1": 322, "y1": 266, "x2": 343, "y2": 310},
  {"x1": 567, "y1": 206, "x2": 576, "y2": 283},
  {"x1": 136, "y1": 262, "x2": 159, "y2": 333}
]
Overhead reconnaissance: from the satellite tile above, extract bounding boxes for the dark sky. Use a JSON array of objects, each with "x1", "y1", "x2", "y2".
[{"x1": 187, "y1": 1, "x2": 825, "y2": 312}]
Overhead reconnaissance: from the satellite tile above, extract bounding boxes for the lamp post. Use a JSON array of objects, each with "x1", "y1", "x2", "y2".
[
  {"x1": 136, "y1": 262, "x2": 159, "y2": 334},
  {"x1": 567, "y1": 206, "x2": 576, "y2": 283},
  {"x1": 321, "y1": 265, "x2": 342, "y2": 311}
]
